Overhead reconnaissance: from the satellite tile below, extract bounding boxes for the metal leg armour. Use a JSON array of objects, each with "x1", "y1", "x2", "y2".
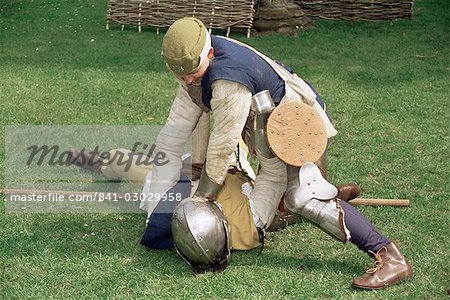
[
  {"x1": 300, "y1": 197, "x2": 350, "y2": 243},
  {"x1": 284, "y1": 163, "x2": 351, "y2": 242}
]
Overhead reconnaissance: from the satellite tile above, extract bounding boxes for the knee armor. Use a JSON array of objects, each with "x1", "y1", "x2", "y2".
[{"x1": 284, "y1": 163, "x2": 350, "y2": 242}]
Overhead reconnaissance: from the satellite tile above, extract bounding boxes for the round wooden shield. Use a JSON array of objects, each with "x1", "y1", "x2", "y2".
[{"x1": 266, "y1": 102, "x2": 327, "y2": 166}]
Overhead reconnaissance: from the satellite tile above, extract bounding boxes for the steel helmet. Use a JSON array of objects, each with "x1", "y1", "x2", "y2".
[{"x1": 171, "y1": 198, "x2": 231, "y2": 274}]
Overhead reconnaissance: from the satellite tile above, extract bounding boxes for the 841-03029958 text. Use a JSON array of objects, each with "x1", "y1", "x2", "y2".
[
  {"x1": 5, "y1": 191, "x2": 183, "y2": 203},
  {"x1": 95, "y1": 192, "x2": 183, "y2": 202}
]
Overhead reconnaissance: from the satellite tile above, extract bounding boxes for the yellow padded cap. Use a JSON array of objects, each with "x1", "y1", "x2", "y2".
[{"x1": 162, "y1": 17, "x2": 207, "y2": 75}]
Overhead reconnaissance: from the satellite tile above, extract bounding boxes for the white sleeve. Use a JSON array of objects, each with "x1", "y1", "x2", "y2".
[
  {"x1": 144, "y1": 85, "x2": 203, "y2": 215},
  {"x1": 191, "y1": 111, "x2": 210, "y2": 165},
  {"x1": 205, "y1": 80, "x2": 252, "y2": 184}
]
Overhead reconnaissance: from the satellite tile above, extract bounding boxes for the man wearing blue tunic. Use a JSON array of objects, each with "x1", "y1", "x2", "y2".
[{"x1": 144, "y1": 17, "x2": 413, "y2": 290}]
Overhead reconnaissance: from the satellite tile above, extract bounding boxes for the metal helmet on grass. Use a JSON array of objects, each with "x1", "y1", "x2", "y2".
[{"x1": 171, "y1": 198, "x2": 231, "y2": 274}]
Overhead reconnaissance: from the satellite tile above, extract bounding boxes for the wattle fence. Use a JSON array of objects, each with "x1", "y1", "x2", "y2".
[
  {"x1": 106, "y1": 0, "x2": 255, "y2": 37},
  {"x1": 295, "y1": 0, "x2": 413, "y2": 21},
  {"x1": 105, "y1": 0, "x2": 414, "y2": 37}
]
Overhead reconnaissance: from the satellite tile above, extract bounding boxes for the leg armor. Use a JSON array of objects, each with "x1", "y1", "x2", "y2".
[{"x1": 284, "y1": 162, "x2": 351, "y2": 242}]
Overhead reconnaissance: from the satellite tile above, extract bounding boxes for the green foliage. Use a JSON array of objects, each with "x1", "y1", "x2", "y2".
[{"x1": 0, "y1": 0, "x2": 448, "y2": 299}]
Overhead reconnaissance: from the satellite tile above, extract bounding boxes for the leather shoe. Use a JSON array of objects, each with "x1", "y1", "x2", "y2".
[
  {"x1": 336, "y1": 183, "x2": 361, "y2": 202},
  {"x1": 68, "y1": 148, "x2": 102, "y2": 173},
  {"x1": 352, "y1": 242, "x2": 413, "y2": 289}
]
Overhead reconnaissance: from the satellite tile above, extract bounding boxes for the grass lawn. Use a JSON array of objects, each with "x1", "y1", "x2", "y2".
[{"x1": 0, "y1": 0, "x2": 448, "y2": 299}]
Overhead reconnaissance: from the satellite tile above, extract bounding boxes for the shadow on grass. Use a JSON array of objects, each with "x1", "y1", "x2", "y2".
[
  {"x1": 1, "y1": 211, "x2": 364, "y2": 279},
  {"x1": 231, "y1": 248, "x2": 363, "y2": 276}
]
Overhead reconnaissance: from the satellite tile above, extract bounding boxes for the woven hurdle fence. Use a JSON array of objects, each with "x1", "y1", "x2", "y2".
[
  {"x1": 106, "y1": 0, "x2": 255, "y2": 37},
  {"x1": 294, "y1": 0, "x2": 413, "y2": 21}
]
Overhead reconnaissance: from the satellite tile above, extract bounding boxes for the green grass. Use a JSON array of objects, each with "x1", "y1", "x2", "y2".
[{"x1": 0, "y1": 0, "x2": 449, "y2": 299}]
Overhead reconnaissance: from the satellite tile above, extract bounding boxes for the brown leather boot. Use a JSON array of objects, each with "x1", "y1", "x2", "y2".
[
  {"x1": 336, "y1": 183, "x2": 361, "y2": 202},
  {"x1": 352, "y1": 243, "x2": 413, "y2": 290},
  {"x1": 68, "y1": 148, "x2": 103, "y2": 173}
]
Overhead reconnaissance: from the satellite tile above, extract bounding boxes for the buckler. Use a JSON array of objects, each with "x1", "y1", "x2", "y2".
[
  {"x1": 251, "y1": 89, "x2": 328, "y2": 167},
  {"x1": 266, "y1": 101, "x2": 328, "y2": 167}
]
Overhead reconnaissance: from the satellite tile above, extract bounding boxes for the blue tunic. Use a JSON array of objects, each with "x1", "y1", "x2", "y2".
[
  {"x1": 201, "y1": 35, "x2": 290, "y2": 110},
  {"x1": 200, "y1": 35, "x2": 325, "y2": 110}
]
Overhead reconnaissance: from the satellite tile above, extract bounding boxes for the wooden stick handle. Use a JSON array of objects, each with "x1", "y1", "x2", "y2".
[{"x1": 348, "y1": 198, "x2": 410, "y2": 207}]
